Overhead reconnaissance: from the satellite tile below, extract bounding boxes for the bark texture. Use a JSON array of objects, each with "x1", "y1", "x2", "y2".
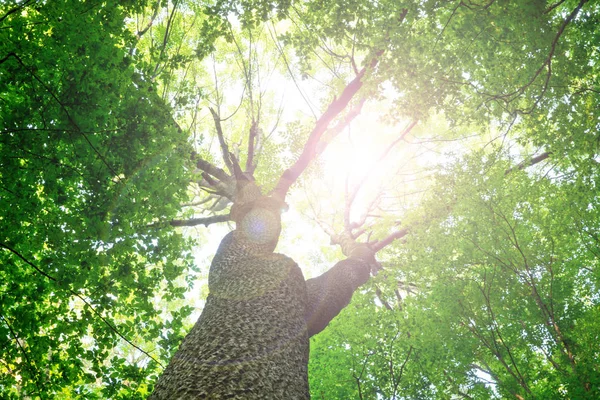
[{"x1": 150, "y1": 203, "x2": 370, "y2": 399}]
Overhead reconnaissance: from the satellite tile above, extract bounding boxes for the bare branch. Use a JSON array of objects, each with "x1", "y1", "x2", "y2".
[
  {"x1": 194, "y1": 156, "x2": 230, "y2": 183},
  {"x1": 306, "y1": 208, "x2": 337, "y2": 239},
  {"x1": 228, "y1": 151, "x2": 246, "y2": 181},
  {"x1": 272, "y1": 55, "x2": 382, "y2": 201},
  {"x1": 371, "y1": 228, "x2": 409, "y2": 253},
  {"x1": 246, "y1": 120, "x2": 259, "y2": 174},
  {"x1": 199, "y1": 182, "x2": 234, "y2": 201},
  {"x1": 193, "y1": 154, "x2": 235, "y2": 199},
  {"x1": 268, "y1": 22, "x2": 317, "y2": 119},
  {"x1": 170, "y1": 214, "x2": 231, "y2": 227},
  {"x1": 338, "y1": 119, "x2": 417, "y2": 241},
  {"x1": 338, "y1": 148, "x2": 551, "y2": 256},
  {"x1": 350, "y1": 192, "x2": 383, "y2": 232},
  {"x1": 317, "y1": 98, "x2": 366, "y2": 156},
  {"x1": 209, "y1": 108, "x2": 235, "y2": 175},
  {"x1": 505, "y1": 151, "x2": 551, "y2": 175},
  {"x1": 180, "y1": 197, "x2": 214, "y2": 208}
]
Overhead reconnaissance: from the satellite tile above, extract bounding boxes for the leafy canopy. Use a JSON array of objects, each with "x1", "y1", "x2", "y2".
[{"x1": 1, "y1": 0, "x2": 599, "y2": 398}]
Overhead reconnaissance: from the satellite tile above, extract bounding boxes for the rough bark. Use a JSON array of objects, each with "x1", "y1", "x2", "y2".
[{"x1": 150, "y1": 199, "x2": 371, "y2": 398}]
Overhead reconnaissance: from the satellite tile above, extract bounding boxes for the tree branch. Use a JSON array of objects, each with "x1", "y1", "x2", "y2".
[
  {"x1": 193, "y1": 154, "x2": 235, "y2": 199},
  {"x1": 371, "y1": 228, "x2": 409, "y2": 253},
  {"x1": 170, "y1": 213, "x2": 230, "y2": 227},
  {"x1": 545, "y1": 0, "x2": 567, "y2": 14},
  {"x1": 505, "y1": 151, "x2": 551, "y2": 174},
  {"x1": 271, "y1": 54, "x2": 382, "y2": 201},
  {"x1": 209, "y1": 107, "x2": 235, "y2": 175},
  {"x1": 194, "y1": 157, "x2": 230, "y2": 182},
  {"x1": 152, "y1": 0, "x2": 180, "y2": 78},
  {"x1": 316, "y1": 98, "x2": 366, "y2": 157},
  {"x1": 479, "y1": 0, "x2": 588, "y2": 112},
  {"x1": 135, "y1": 0, "x2": 161, "y2": 40},
  {"x1": 246, "y1": 120, "x2": 259, "y2": 174}
]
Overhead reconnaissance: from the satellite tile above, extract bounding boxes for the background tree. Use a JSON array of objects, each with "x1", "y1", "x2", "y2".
[{"x1": 1, "y1": 0, "x2": 598, "y2": 399}]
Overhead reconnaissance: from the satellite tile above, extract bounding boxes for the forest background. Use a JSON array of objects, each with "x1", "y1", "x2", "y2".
[{"x1": 0, "y1": 0, "x2": 599, "y2": 398}]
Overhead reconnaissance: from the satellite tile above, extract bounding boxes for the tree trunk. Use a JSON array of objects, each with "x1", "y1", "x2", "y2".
[{"x1": 150, "y1": 208, "x2": 370, "y2": 399}]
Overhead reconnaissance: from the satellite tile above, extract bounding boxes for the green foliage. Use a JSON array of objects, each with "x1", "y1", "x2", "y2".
[
  {"x1": 298, "y1": 1, "x2": 600, "y2": 396},
  {"x1": 311, "y1": 150, "x2": 600, "y2": 398},
  {"x1": 1, "y1": 1, "x2": 195, "y2": 398},
  {"x1": 401, "y1": 152, "x2": 600, "y2": 398},
  {"x1": 2, "y1": 0, "x2": 599, "y2": 398}
]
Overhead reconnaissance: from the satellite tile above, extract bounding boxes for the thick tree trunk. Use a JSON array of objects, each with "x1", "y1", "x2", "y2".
[{"x1": 149, "y1": 223, "x2": 370, "y2": 399}]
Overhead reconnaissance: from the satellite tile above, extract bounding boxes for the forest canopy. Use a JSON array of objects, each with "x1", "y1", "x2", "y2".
[{"x1": 1, "y1": 0, "x2": 599, "y2": 398}]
